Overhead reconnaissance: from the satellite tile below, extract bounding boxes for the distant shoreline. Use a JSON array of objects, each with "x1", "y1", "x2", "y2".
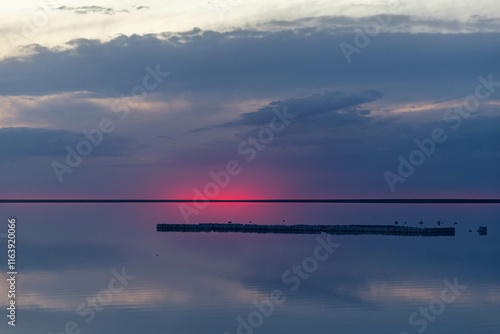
[{"x1": 1, "y1": 199, "x2": 500, "y2": 204}]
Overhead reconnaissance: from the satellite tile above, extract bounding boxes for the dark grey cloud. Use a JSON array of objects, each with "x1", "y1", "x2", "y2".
[
  {"x1": 56, "y1": 6, "x2": 129, "y2": 15},
  {"x1": 0, "y1": 127, "x2": 131, "y2": 162},
  {"x1": 0, "y1": 25, "x2": 499, "y2": 100},
  {"x1": 213, "y1": 90, "x2": 382, "y2": 128}
]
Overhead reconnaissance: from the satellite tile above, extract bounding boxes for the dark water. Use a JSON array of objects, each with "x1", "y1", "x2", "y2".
[{"x1": 1, "y1": 204, "x2": 499, "y2": 333}]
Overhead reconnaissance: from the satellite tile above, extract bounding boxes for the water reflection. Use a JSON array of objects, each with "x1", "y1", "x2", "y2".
[{"x1": 0, "y1": 204, "x2": 498, "y2": 333}]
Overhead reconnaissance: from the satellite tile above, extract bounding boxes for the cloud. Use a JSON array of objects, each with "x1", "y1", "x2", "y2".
[
  {"x1": 212, "y1": 90, "x2": 382, "y2": 128},
  {"x1": 0, "y1": 27, "x2": 499, "y2": 101},
  {"x1": 56, "y1": 6, "x2": 129, "y2": 16},
  {"x1": 262, "y1": 14, "x2": 500, "y2": 33},
  {"x1": 0, "y1": 127, "x2": 131, "y2": 162}
]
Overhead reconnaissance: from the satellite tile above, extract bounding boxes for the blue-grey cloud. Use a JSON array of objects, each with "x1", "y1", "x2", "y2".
[
  {"x1": 0, "y1": 25, "x2": 498, "y2": 101},
  {"x1": 213, "y1": 90, "x2": 382, "y2": 128},
  {"x1": 0, "y1": 127, "x2": 131, "y2": 161}
]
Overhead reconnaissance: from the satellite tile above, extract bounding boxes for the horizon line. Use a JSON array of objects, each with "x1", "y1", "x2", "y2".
[{"x1": 1, "y1": 199, "x2": 500, "y2": 204}]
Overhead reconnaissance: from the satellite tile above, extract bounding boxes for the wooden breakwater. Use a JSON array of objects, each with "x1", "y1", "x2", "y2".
[{"x1": 157, "y1": 223, "x2": 455, "y2": 236}]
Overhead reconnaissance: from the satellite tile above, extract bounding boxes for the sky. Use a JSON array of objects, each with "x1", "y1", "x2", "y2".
[{"x1": 1, "y1": 0, "x2": 500, "y2": 199}]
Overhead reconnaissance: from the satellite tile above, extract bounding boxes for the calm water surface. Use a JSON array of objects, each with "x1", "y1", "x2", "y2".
[{"x1": 1, "y1": 204, "x2": 499, "y2": 333}]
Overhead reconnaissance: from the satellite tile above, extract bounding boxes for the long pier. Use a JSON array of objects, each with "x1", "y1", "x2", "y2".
[{"x1": 157, "y1": 223, "x2": 455, "y2": 236}]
